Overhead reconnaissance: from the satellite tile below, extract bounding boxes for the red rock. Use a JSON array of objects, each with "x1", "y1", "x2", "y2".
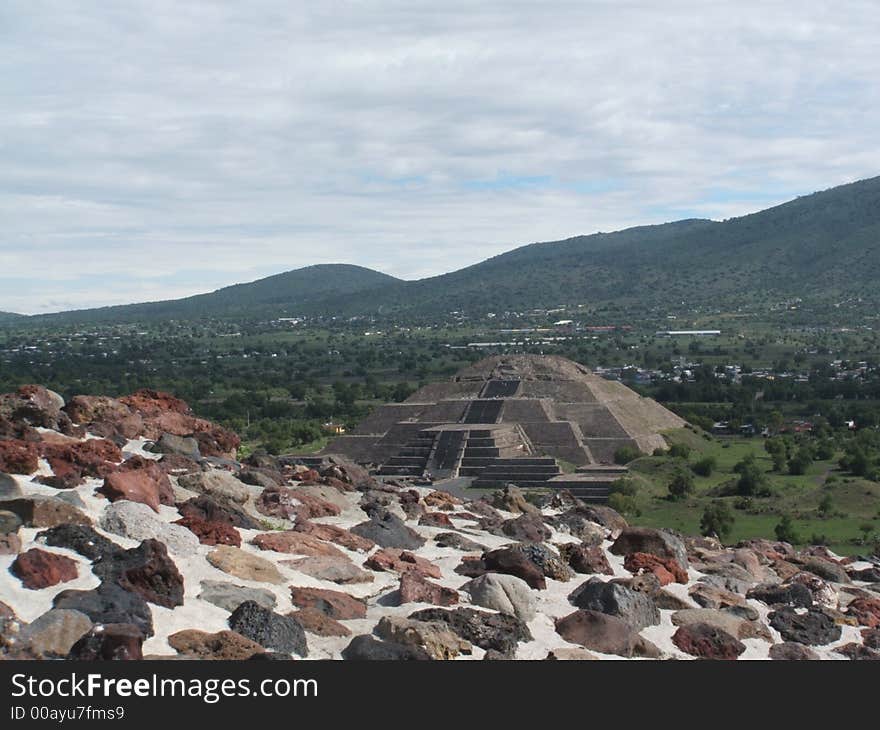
[
  {"x1": 11, "y1": 548, "x2": 78, "y2": 590},
  {"x1": 98, "y1": 469, "x2": 164, "y2": 512},
  {"x1": 296, "y1": 469, "x2": 321, "y2": 483},
  {"x1": 120, "y1": 389, "x2": 192, "y2": 416},
  {"x1": 364, "y1": 548, "x2": 442, "y2": 578},
  {"x1": 38, "y1": 439, "x2": 123, "y2": 487},
  {"x1": 252, "y1": 531, "x2": 347, "y2": 558},
  {"x1": 399, "y1": 571, "x2": 459, "y2": 606},
  {"x1": 114, "y1": 457, "x2": 174, "y2": 505},
  {"x1": 65, "y1": 395, "x2": 144, "y2": 440},
  {"x1": 419, "y1": 512, "x2": 455, "y2": 528},
  {"x1": 290, "y1": 608, "x2": 352, "y2": 637},
  {"x1": 848, "y1": 597, "x2": 880, "y2": 628},
  {"x1": 174, "y1": 516, "x2": 241, "y2": 547},
  {"x1": 424, "y1": 490, "x2": 461, "y2": 510},
  {"x1": 0, "y1": 440, "x2": 40, "y2": 474},
  {"x1": 624, "y1": 552, "x2": 688, "y2": 585},
  {"x1": 289, "y1": 587, "x2": 367, "y2": 619},
  {"x1": 293, "y1": 520, "x2": 375, "y2": 552},
  {"x1": 672, "y1": 622, "x2": 746, "y2": 660},
  {"x1": 255, "y1": 485, "x2": 307, "y2": 521},
  {"x1": 320, "y1": 476, "x2": 356, "y2": 493},
  {"x1": 287, "y1": 488, "x2": 341, "y2": 518}
]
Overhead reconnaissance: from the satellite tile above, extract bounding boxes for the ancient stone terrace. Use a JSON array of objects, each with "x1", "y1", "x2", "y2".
[{"x1": 322, "y1": 355, "x2": 685, "y2": 500}]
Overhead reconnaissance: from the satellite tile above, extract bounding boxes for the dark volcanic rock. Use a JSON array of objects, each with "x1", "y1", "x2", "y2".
[
  {"x1": 610, "y1": 527, "x2": 689, "y2": 572},
  {"x1": 0, "y1": 473, "x2": 22, "y2": 499},
  {"x1": 36, "y1": 524, "x2": 122, "y2": 562},
  {"x1": 769, "y1": 607, "x2": 842, "y2": 646},
  {"x1": 672, "y1": 622, "x2": 746, "y2": 660},
  {"x1": 559, "y1": 544, "x2": 613, "y2": 575},
  {"x1": 0, "y1": 495, "x2": 91, "y2": 528},
  {"x1": 835, "y1": 643, "x2": 880, "y2": 661},
  {"x1": 501, "y1": 512, "x2": 552, "y2": 543},
  {"x1": 350, "y1": 510, "x2": 426, "y2": 550},
  {"x1": 53, "y1": 583, "x2": 153, "y2": 638},
  {"x1": 228, "y1": 601, "x2": 308, "y2": 657},
  {"x1": 67, "y1": 624, "x2": 144, "y2": 660},
  {"x1": 554, "y1": 609, "x2": 660, "y2": 658},
  {"x1": 568, "y1": 577, "x2": 660, "y2": 630},
  {"x1": 92, "y1": 538, "x2": 184, "y2": 609},
  {"x1": 434, "y1": 532, "x2": 486, "y2": 552},
  {"x1": 10, "y1": 548, "x2": 78, "y2": 590},
  {"x1": 747, "y1": 582, "x2": 813, "y2": 608},
  {"x1": 341, "y1": 634, "x2": 430, "y2": 661},
  {"x1": 409, "y1": 607, "x2": 532, "y2": 657},
  {"x1": 769, "y1": 642, "x2": 820, "y2": 660},
  {"x1": 177, "y1": 494, "x2": 261, "y2": 530}
]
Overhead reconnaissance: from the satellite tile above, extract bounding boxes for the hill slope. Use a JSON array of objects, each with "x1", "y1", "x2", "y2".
[{"x1": 14, "y1": 174, "x2": 880, "y2": 324}]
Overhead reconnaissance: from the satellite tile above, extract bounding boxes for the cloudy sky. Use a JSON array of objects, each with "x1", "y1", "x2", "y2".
[{"x1": 2, "y1": 1, "x2": 879, "y2": 314}]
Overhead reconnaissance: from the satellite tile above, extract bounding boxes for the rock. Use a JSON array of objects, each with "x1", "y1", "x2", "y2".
[
  {"x1": 153, "y1": 433, "x2": 201, "y2": 458},
  {"x1": 100, "y1": 501, "x2": 199, "y2": 556},
  {"x1": 289, "y1": 587, "x2": 367, "y2": 619},
  {"x1": 92, "y1": 538, "x2": 184, "y2": 608},
  {"x1": 462, "y1": 549, "x2": 543, "y2": 589},
  {"x1": 0, "y1": 495, "x2": 91, "y2": 528},
  {"x1": 787, "y1": 572, "x2": 839, "y2": 609},
  {"x1": 10, "y1": 548, "x2": 78, "y2": 590},
  {"x1": 238, "y1": 468, "x2": 281, "y2": 490},
  {"x1": 350, "y1": 510, "x2": 426, "y2": 550},
  {"x1": 65, "y1": 395, "x2": 144, "y2": 441},
  {"x1": 697, "y1": 562, "x2": 757, "y2": 594},
  {"x1": 293, "y1": 520, "x2": 375, "y2": 552},
  {"x1": 0, "y1": 473, "x2": 22, "y2": 499},
  {"x1": 847, "y1": 596, "x2": 880, "y2": 627},
  {"x1": 672, "y1": 622, "x2": 746, "y2": 659},
  {"x1": 284, "y1": 555, "x2": 374, "y2": 584},
  {"x1": 0, "y1": 509, "x2": 22, "y2": 535},
  {"x1": 501, "y1": 512, "x2": 552, "y2": 543},
  {"x1": 207, "y1": 546, "x2": 286, "y2": 584},
  {"x1": 835, "y1": 643, "x2": 880, "y2": 661},
  {"x1": 168, "y1": 629, "x2": 265, "y2": 660},
  {"x1": 610, "y1": 527, "x2": 689, "y2": 572},
  {"x1": 36, "y1": 524, "x2": 121, "y2": 562},
  {"x1": 0, "y1": 532, "x2": 21, "y2": 555},
  {"x1": 178, "y1": 470, "x2": 250, "y2": 504},
  {"x1": 0, "y1": 440, "x2": 40, "y2": 474},
  {"x1": 769, "y1": 642, "x2": 820, "y2": 660},
  {"x1": 341, "y1": 634, "x2": 431, "y2": 661},
  {"x1": 484, "y1": 543, "x2": 573, "y2": 587},
  {"x1": 747, "y1": 582, "x2": 813, "y2": 608},
  {"x1": 801, "y1": 556, "x2": 850, "y2": 584},
  {"x1": 575, "y1": 504, "x2": 628, "y2": 537},
  {"x1": 464, "y1": 500, "x2": 503, "y2": 522},
  {"x1": 554, "y1": 610, "x2": 660, "y2": 658},
  {"x1": 489, "y1": 485, "x2": 539, "y2": 515},
  {"x1": 251, "y1": 531, "x2": 347, "y2": 558},
  {"x1": 546, "y1": 509, "x2": 608, "y2": 545},
  {"x1": 178, "y1": 494, "x2": 262, "y2": 530},
  {"x1": 466, "y1": 573, "x2": 537, "y2": 621},
  {"x1": 17, "y1": 609, "x2": 93, "y2": 658},
  {"x1": 98, "y1": 468, "x2": 165, "y2": 512},
  {"x1": 558, "y1": 543, "x2": 613, "y2": 575},
  {"x1": 624, "y1": 552, "x2": 689, "y2": 584},
  {"x1": 399, "y1": 571, "x2": 459, "y2": 606},
  {"x1": 290, "y1": 608, "x2": 351, "y2": 637},
  {"x1": 769, "y1": 607, "x2": 842, "y2": 645},
  {"x1": 434, "y1": 532, "x2": 485, "y2": 552},
  {"x1": 409, "y1": 607, "x2": 532, "y2": 657},
  {"x1": 290, "y1": 485, "x2": 347, "y2": 513},
  {"x1": 546, "y1": 647, "x2": 600, "y2": 660},
  {"x1": 364, "y1": 548, "x2": 442, "y2": 578},
  {"x1": 689, "y1": 583, "x2": 752, "y2": 611},
  {"x1": 419, "y1": 512, "x2": 455, "y2": 528},
  {"x1": 671, "y1": 608, "x2": 771, "y2": 641},
  {"x1": 569, "y1": 578, "x2": 660, "y2": 630},
  {"x1": 53, "y1": 491, "x2": 87, "y2": 509},
  {"x1": 174, "y1": 515, "x2": 241, "y2": 547},
  {"x1": 66, "y1": 624, "x2": 144, "y2": 660},
  {"x1": 228, "y1": 601, "x2": 308, "y2": 657},
  {"x1": 39, "y1": 439, "x2": 123, "y2": 488},
  {"x1": 198, "y1": 580, "x2": 277, "y2": 613},
  {"x1": 54, "y1": 583, "x2": 153, "y2": 638},
  {"x1": 375, "y1": 616, "x2": 471, "y2": 660},
  {"x1": 862, "y1": 627, "x2": 880, "y2": 649}
]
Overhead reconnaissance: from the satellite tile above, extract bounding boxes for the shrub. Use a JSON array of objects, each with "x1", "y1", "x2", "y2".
[
  {"x1": 733, "y1": 496, "x2": 753, "y2": 511},
  {"x1": 787, "y1": 447, "x2": 813, "y2": 476},
  {"x1": 774, "y1": 514, "x2": 800, "y2": 544},
  {"x1": 692, "y1": 455, "x2": 717, "y2": 477},
  {"x1": 668, "y1": 443, "x2": 692, "y2": 460},
  {"x1": 734, "y1": 454, "x2": 770, "y2": 496},
  {"x1": 700, "y1": 500, "x2": 735, "y2": 540},
  {"x1": 613, "y1": 446, "x2": 642, "y2": 465},
  {"x1": 667, "y1": 466, "x2": 695, "y2": 501},
  {"x1": 817, "y1": 494, "x2": 834, "y2": 517},
  {"x1": 608, "y1": 492, "x2": 640, "y2": 517},
  {"x1": 610, "y1": 476, "x2": 639, "y2": 497}
]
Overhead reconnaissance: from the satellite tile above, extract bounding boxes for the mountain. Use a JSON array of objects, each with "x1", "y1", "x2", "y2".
[
  {"x1": 29, "y1": 264, "x2": 401, "y2": 324},
  {"x1": 13, "y1": 174, "x2": 880, "y2": 325},
  {"x1": 0, "y1": 312, "x2": 25, "y2": 324}
]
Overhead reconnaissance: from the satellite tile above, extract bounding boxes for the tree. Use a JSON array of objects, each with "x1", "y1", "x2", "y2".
[
  {"x1": 668, "y1": 466, "x2": 695, "y2": 501},
  {"x1": 774, "y1": 514, "x2": 799, "y2": 544},
  {"x1": 734, "y1": 454, "x2": 771, "y2": 496},
  {"x1": 787, "y1": 446, "x2": 813, "y2": 476},
  {"x1": 700, "y1": 500, "x2": 735, "y2": 540},
  {"x1": 692, "y1": 455, "x2": 717, "y2": 477}
]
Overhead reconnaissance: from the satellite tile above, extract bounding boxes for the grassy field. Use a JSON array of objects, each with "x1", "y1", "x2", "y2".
[{"x1": 626, "y1": 427, "x2": 880, "y2": 555}]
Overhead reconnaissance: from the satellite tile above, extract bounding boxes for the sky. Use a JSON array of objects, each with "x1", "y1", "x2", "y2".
[{"x1": 2, "y1": 1, "x2": 880, "y2": 314}]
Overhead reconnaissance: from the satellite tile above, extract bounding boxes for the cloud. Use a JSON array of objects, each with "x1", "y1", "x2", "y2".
[{"x1": 1, "y1": 0, "x2": 879, "y2": 312}]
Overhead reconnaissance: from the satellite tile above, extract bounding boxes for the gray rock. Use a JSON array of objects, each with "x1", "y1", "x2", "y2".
[
  {"x1": 350, "y1": 510, "x2": 426, "y2": 550},
  {"x1": 198, "y1": 580, "x2": 278, "y2": 613},
  {"x1": 99, "y1": 500, "x2": 199, "y2": 556},
  {"x1": 0, "y1": 473, "x2": 22, "y2": 500},
  {"x1": 555, "y1": 609, "x2": 660, "y2": 658},
  {"x1": 17, "y1": 609, "x2": 93, "y2": 658},
  {"x1": 283, "y1": 555, "x2": 374, "y2": 585},
  {"x1": 228, "y1": 601, "x2": 307, "y2": 657},
  {"x1": 53, "y1": 491, "x2": 87, "y2": 510},
  {"x1": 466, "y1": 573, "x2": 538, "y2": 621},
  {"x1": 610, "y1": 526, "x2": 689, "y2": 570},
  {"x1": 153, "y1": 433, "x2": 201, "y2": 458},
  {"x1": 769, "y1": 607, "x2": 842, "y2": 646},
  {"x1": 341, "y1": 634, "x2": 431, "y2": 660},
  {"x1": 53, "y1": 583, "x2": 153, "y2": 638},
  {"x1": 178, "y1": 470, "x2": 250, "y2": 504},
  {"x1": 801, "y1": 557, "x2": 850, "y2": 584},
  {"x1": 434, "y1": 532, "x2": 486, "y2": 552},
  {"x1": 568, "y1": 578, "x2": 660, "y2": 630},
  {"x1": 0, "y1": 509, "x2": 22, "y2": 535}
]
